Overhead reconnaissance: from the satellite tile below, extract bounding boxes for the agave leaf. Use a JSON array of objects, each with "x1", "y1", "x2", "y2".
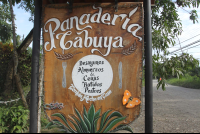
[
  {"x1": 103, "y1": 111, "x2": 123, "y2": 126},
  {"x1": 94, "y1": 109, "x2": 101, "y2": 132},
  {"x1": 87, "y1": 104, "x2": 95, "y2": 125},
  {"x1": 70, "y1": 115, "x2": 84, "y2": 133},
  {"x1": 52, "y1": 119, "x2": 67, "y2": 128},
  {"x1": 74, "y1": 107, "x2": 89, "y2": 133},
  {"x1": 109, "y1": 124, "x2": 134, "y2": 133},
  {"x1": 102, "y1": 116, "x2": 127, "y2": 133},
  {"x1": 46, "y1": 119, "x2": 70, "y2": 132},
  {"x1": 51, "y1": 113, "x2": 76, "y2": 133},
  {"x1": 45, "y1": 121, "x2": 54, "y2": 129},
  {"x1": 94, "y1": 109, "x2": 101, "y2": 119},
  {"x1": 83, "y1": 114, "x2": 91, "y2": 132},
  {"x1": 97, "y1": 110, "x2": 112, "y2": 133},
  {"x1": 92, "y1": 116, "x2": 101, "y2": 133},
  {"x1": 68, "y1": 118, "x2": 82, "y2": 133},
  {"x1": 53, "y1": 120, "x2": 73, "y2": 133},
  {"x1": 83, "y1": 106, "x2": 88, "y2": 118}
]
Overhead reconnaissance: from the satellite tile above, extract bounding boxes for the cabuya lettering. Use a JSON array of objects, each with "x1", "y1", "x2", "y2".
[{"x1": 44, "y1": 5, "x2": 142, "y2": 56}]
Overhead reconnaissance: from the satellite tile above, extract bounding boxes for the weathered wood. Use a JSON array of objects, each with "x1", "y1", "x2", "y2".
[
  {"x1": 15, "y1": 74, "x2": 28, "y2": 109},
  {"x1": 43, "y1": 2, "x2": 143, "y2": 125},
  {"x1": 37, "y1": 56, "x2": 44, "y2": 133},
  {"x1": 17, "y1": 29, "x2": 33, "y2": 54},
  {"x1": 43, "y1": 0, "x2": 155, "y2": 5}
]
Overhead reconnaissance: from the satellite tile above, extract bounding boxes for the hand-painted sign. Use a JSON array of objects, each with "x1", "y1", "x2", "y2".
[{"x1": 43, "y1": 2, "x2": 143, "y2": 124}]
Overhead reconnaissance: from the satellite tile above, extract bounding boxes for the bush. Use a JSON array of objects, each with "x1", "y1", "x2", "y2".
[
  {"x1": 0, "y1": 41, "x2": 32, "y2": 94},
  {"x1": 167, "y1": 75, "x2": 200, "y2": 89},
  {"x1": 0, "y1": 104, "x2": 29, "y2": 133},
  {"x1": 41, "y1": 112, "x2": 50, "y2": 128}
]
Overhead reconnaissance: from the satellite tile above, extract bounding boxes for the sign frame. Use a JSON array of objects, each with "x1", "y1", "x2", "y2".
[
  {"x1": 42, "y1": 2, "x2": 144, "y2": 124},
  {"x1": 30, "y1": 0, "x2": 153, "y2": 133}
]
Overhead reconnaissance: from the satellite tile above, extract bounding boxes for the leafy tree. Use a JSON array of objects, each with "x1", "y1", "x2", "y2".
[
  {"x1": 0, "y1": 3, "x2": 12, "y2": 42},
  {"x1": 154, "y1": 53, "x2": 199, "y2": 90},
  {"x1": 152, "y1": 0, "x2": 200, "y2": 90},
  {"x1": 0, "y1": 0, "x2": 29, "y2": 108},
  {"x1": 18, "y1": 0, "x2": 34, "y2": 21}
]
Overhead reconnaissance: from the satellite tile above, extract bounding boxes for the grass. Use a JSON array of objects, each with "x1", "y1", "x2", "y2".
[
  {"x1": 41, "y1": 128, "x2": 63, "y2": 133},
  {"x1": 167, "y1": 75, "x2": 200, "y2": 89}
]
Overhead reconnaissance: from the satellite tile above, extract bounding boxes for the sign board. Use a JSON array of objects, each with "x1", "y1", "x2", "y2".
[{"x1": 43, "y1": 2, "x2": 143, "y2": 124}]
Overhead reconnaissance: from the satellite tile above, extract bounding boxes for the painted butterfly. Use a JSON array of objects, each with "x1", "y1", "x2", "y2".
[{"x1": 122, "y1": 90, "x2": 141, "y2": 108}]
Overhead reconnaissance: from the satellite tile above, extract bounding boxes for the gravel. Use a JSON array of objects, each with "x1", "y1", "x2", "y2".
[{"x1": 118, "y1": 80, "x2": 200, "y2": 133}]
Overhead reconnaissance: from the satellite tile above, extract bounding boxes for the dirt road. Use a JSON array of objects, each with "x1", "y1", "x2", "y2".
[{"x1": 123, "y1": 80, "x2": 200, "y2": 133}]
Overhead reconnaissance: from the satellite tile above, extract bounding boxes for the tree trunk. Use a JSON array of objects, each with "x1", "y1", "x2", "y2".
[
  {"x1": 17, "y1": 29, "x2": 33, "y2": 54},
  {"x1": 8, "y1": 0, "x2": 28, "y2": 109},
  {"x1": 15, "y1": 74, "x2": 28, "y2": 108},
  {"x1": 3, "y1": 29, "x2": 33, "y2": 96},
  {"x1": 3, "y1": 60, "x2": 14, "y2": 97},
  {"x1": 37, "y1": 56, "x2": 44, "y2": 133}
]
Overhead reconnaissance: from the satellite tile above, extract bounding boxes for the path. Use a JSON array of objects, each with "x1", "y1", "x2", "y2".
[{"x1": 119, "y1": 80, "x2": 200, "y2": 133}]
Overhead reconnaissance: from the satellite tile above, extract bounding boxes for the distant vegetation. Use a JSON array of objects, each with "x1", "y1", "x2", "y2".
[{"x1": 167, "y1": 67, "x2": 200, "y2": 89}]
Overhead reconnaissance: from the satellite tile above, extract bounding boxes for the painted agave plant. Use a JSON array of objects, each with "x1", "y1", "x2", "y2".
[{"x1": 46, "y1": 104, "x2": 133, "y2": 133}]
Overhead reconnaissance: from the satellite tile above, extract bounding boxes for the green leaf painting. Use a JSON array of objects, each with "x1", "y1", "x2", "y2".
[{"x1": 46, "y1": 104, "x2": 133, "y2": 133}]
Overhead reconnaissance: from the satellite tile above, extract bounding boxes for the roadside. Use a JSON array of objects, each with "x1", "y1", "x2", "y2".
[
  {"x1": 122, "y1": 80, "x2": 200, "y2": 133},
  {"x1": 167, "y1": 76, "x2": 200, "y2": 89}
]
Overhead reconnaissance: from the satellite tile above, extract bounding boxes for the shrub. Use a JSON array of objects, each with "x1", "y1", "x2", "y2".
[
  {"x1": 0, "y1": 41, "x2": 32, "y2": 94},
  {"x1": 0, "y1": 104, "x2": 29, "y2": 133}
]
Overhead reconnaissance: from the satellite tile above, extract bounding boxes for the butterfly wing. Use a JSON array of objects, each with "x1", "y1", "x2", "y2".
[
  {"x1": 122, "y1": 95, "x2": 130, "y2": 105},
  {"x1": 124, "y1": 90, "x2": 131, "y2": 97},
  {"x1": 126, "y1": 98, "x2": 141, "y2": 108},
  {"x1": 126, "y1": 101, "x2": 136, "y2": 108},
  {"x1": 132, "y1": 98, "x2": 141, "y2": 106},
  {"x1": 122, "y1": 90, "x2": 132, "y2": 105}
]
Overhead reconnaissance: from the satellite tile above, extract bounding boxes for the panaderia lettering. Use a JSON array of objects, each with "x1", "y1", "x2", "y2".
[{"x1": 44, "y1": 5, "x2": 142, "y2": 56}]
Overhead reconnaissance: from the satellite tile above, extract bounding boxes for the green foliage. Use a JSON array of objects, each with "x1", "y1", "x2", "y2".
[
  {"x1": 18, "y1": 0, "x2": 34, "y2": 22},
  {"x1": 41, "y1": 109, "x2": 50, "y2": 128},
  {"x1": 152, "y1": 0, "x2": 182, "y2": 53},
  {"x1": 46, "y1": 104, "x2": 133, "y2": 133},
  {"x1": 0, "y1": 0, "x2": 21, "y2": 6},
  {"x1": 152, "y1": 0, "x2": 200, "y2": 90},
  {"x1": 0, "y1": 41, "x2": 32, "y2": 93},
  {"x1": 175, "y1": 0, "x2": 199, "y2": 23},
  {"x1": 18, "y1": 50, "x2": 32, "y2": 86},
  {"x1": 153, "y1": 53, "x2": 199, "y2": 90},
  {"x1": 167, "y1": 74, "x2": 200, "y2": 89},
  {"x1": 0, "y1": 3, "x2": 12, "y2": 43},
  {"x1": 188, "y1": 67, "x2": 200, "y2": 78},
  {"x1": 0, "y1": 104, "x2": 29, "y2": 133}
]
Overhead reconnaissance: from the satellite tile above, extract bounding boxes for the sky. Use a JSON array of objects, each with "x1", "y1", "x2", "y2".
[
  {"x1": 13, "y1": 3, "x2": 200, "y2": 62},
  {"x1": 167, "y1": 5, "x2": 200, "y2": 62},
  {"x1": 13, "y1": 4, "x2": 33, "y2": 41}
]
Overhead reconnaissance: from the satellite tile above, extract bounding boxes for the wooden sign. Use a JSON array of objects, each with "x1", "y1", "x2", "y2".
[{"x1": 43, "y1": 2, "x2": 143, "y2": 125}]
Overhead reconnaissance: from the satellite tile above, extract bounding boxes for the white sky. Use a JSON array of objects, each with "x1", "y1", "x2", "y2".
[
  {"x1": 13, "y1": 3, "x2": 200, "y2": 61},
  {"x1": 167, "y1": 5, "x2": 200, "y2": 61},
  {"x1": 13, "y1": 4, "x2": 33, "y2": 40}
]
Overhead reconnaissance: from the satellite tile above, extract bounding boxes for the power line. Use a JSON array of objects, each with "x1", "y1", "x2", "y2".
[
  {"x1": 180, "y1": 7, "x2": 190, "y2": 13},
  {"x1": 170, "y1": 39, "x2": 200, "y2": 54},
  {"x1": 177, "y1": 52, "x2": 200, "y2": 53},
  {"x1": 170, "y1": 33, "x2": 200, "y2": 48},
  {"x1": 169, "y1": 44, "x2": 200, "y2": 55},
  {"x1": 183, "y1": 43, "x2": 200, "y2": 51}
]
